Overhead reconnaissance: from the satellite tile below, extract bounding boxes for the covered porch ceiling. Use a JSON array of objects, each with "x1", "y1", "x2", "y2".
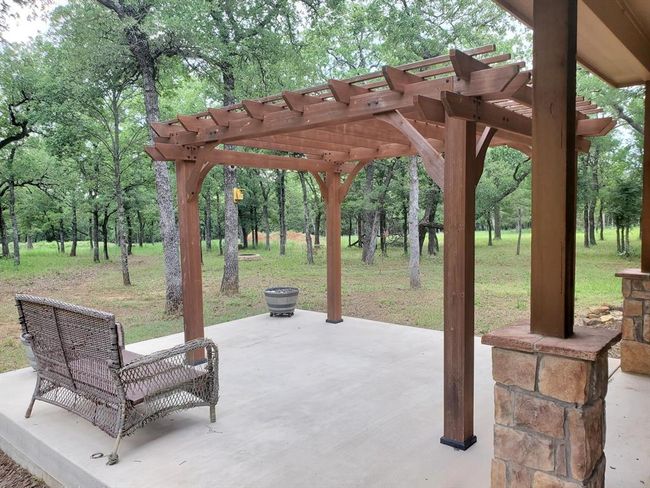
[{"x1": 494, "y1": 0, "x2": 650, "y2": 87}]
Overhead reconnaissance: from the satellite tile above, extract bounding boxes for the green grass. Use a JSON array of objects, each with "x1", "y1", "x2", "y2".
[{"x1": 0, "y1": 228, "x2": 638, "y2": 372}]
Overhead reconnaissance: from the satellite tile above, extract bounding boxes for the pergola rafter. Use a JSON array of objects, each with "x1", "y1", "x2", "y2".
[{"x1": 146, "y1": 44, "x2": 612, "y2": 451}]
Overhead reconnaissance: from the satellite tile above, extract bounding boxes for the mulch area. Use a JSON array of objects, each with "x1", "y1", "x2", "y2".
[{"x1": 0, "y1": 450, "x2": 47, "y2": 488}]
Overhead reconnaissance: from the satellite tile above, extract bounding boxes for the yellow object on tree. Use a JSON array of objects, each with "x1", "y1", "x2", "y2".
[{"x1": 233, "y1": 187, "x2": 244, "y2": 203}]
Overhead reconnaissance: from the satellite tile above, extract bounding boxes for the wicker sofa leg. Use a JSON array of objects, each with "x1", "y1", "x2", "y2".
[
  {"x1": 24, "y1": 376, "x2": 40, "y2": 418},
  {"x1": 107, "y1": 405, "x2": 126, "y2": 466},
  {"x1": 210, "y1": 404, "x2": 216, "y2": 423},
  {"x1": 107, "y1": 430, "x2": 123, "y2": 466}
]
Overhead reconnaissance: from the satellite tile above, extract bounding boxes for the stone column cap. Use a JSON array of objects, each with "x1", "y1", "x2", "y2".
[
  {"x1": 615, "y1": 268, "x2": 650, "y2": 279},
  {"x1": 481, "y1": 323, "x2": 620, "y2": 361}
]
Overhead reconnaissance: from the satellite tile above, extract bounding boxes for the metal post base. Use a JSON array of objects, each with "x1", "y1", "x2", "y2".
[{"x1": 440, "y1": 435, "x2": 477, "y2": 451}]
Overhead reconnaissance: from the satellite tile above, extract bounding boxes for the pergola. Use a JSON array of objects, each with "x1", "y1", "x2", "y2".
[{"x1": 145, "y1": 45, "x2": 612, "y2": 450}]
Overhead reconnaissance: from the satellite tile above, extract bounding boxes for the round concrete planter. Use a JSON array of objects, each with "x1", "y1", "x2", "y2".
[
  {"x1": 20, "y1": 334, "x2": 37, "y2": 370},
  {"x1": 264, "y1": 287, "x2": 299, "y2": 317}
]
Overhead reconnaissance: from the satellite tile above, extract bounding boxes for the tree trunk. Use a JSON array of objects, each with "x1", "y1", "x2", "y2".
[
  {"x1": 126, "y1": 212, "x2": 133, "y2": 256},
  {"x1": 70, "y1": 201, "x2": 78, "y2": 257},
  {"x1": 111, "y1": 95, "x2": 131, "y2": 285},
  {"x1": 487, "y1": 212, "x2": 493, "y2": 247},
  {"x1": 583, "y1": 203, "x2": 590, "y2": 248},
  {"x1": 8, "y1": 182, "x2": 19, "y2": 265},
  {"x1": 276, "y1": 169, "x2": 287, "y2": 255},
  {"x1": 59, "y1": 218, "x2": 65, "y2": 254},
  {"x1": 7, "y1": 147, "x2": 19, "y2": 265},
  {"x1": 252, "y1": 206, "x2": 258, "y2": 248},
  {"x1": 362, "y1": 163, "x2": 375, "y2": 263},
  {"x1": 26, "y1": 234, "x2": 32, "y2": 249},
  {"x1": 357, "y1": 216, "x2": 362, "y2": 248},
  {"x1": 379, "y1": 209, "x2": 387, "y2": 256},
  {"x1": 616, "y1": 224, "x2": 621, "y2": 253},
  {"x1": 221, "y1": 166, "x2": 239, "y2": 294},
  {"x1": 589, "y1": 200, "x2": 597, "y2": 246},
  {"x1": 0, "y1": 200, "x2": 10, "y2": 257},
  {"x1": 314, "y1": 210, "x2": 321, "y2": 246},
  {"x1": 494, "y1": 202, "x2": 502, "y2": 240},
  {"x1": 137, "y1": 210, "x2": 144, "y2": 247},
  {"x1": 93, "y1": 209, "x2": 100, "y2": 262},
  {"x1": 348, "y1": 216, "x2": 353, "y2": 247},
  {"x1": 408, "y1": 156, "x2": 421, "y2": 288},
  {"x1": 120, "y1": 15, "x2": 181, "y2": 311},
  {"x1": 598, "y1": 202, "x2": 604, "y2": 241},
  {"x1": 102, "y1": 210, "x2": 109, "y2": 261},
  {"x1": 625, "y1": 225, "x2": 631, "y2": 257},
  {"x1": 516, "y1": 207, "x2": 523, "y2": 256},
  {"x1": 89, "y1": 217, "x2": 93, "y2": 249},
  {"x1": 403, "y1": 204, "x2": 409, "y2": 255},
  {"x1": 299, "y1": 172, "x2": 314, "y2": 264}
]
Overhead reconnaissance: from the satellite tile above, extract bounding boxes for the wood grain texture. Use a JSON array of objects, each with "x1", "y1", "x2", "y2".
[
  {"x1": 530, "y1": 0, "x2": 578, "y2": 338},
  {"x1": 175, "y1": 160, "x2": 205, "y2": 362},
  {"x1": 442, "y1": 115, "x2": 477, "y2": 446}
]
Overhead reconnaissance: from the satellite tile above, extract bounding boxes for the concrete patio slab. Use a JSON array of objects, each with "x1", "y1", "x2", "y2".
[{"x1": 0, "y1": 310, "x2": 647, "y2": 487}]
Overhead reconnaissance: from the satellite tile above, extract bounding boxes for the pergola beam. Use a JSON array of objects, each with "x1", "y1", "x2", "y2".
[
  {"x1": 376, "y1": 110, "x2": 444, "y2": 187},
  {"x1": 169, "y1": 66, "x2": 527, "y2": 146}
]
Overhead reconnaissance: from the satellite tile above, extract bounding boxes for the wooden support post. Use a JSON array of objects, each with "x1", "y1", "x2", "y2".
[
  {"x1": 325, "y1": 169, "x2": 343, "y2": 323},
  {"x1": 530, "y1": 0, "x2": 578, "y2": 338},
  {"x1": 440, "y1": 115, "x2": 477, "y2": 450},
  {"x1": 175, "y1": 160, "x2": 205, "y2": 363},
  {"x1": 642, "y1": 82, "x2": 650, "y2": 273}
]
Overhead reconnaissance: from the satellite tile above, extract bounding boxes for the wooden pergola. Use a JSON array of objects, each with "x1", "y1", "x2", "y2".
[{"x1": 146, "y1": 45, "x2": 612, "y2": 450}]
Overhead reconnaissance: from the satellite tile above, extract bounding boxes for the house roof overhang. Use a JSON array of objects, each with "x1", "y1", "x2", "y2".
[{"x1": 493, "y1": 0, "x2": 650, "y2": 87}]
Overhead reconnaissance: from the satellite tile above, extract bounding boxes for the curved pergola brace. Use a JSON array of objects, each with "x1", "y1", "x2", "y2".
[
  {"x1": 475, "y1": 127, "x2": 498, "y2": 186},
  {"x1": 340, "y1": 159, "x2": 372, "y2": 200},
  {"x1": 376, "y1": 111, "x2": 445, "y2": 188}
]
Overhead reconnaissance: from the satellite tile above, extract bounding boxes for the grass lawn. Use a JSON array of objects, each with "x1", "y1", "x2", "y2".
[{"x1": 0, "y1": 228, "x2": 637, "y2": 372}]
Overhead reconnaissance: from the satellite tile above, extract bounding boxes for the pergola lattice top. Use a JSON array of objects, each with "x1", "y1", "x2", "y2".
[{"x1": 146, "y1": 44, "x2": 613, "y2": 195}]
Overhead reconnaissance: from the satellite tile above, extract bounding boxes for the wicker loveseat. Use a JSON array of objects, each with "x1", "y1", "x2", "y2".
[{"x1": 16, "y1": 294, "x2": 219, "y2": 465}]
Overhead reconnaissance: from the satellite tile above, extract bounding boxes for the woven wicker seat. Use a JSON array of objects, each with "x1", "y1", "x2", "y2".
[{"x1": 16, "y1": 294, "x2": 219, "y2": 465}]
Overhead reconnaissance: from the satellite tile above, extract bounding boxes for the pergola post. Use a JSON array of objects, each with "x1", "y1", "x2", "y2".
[
  {"x1": 175, "y1": 160, "x2": 205, "y2": 363},
  {"x1": 530, "y1": 0, "x2": 578, "y2": 338},
  {"x1": 440, "y1": 114, "x2": 477, "y2": 450},
  {"x1": 642, "y1": 82, "x2": 650, "y2": 272},
  {"x1": 325, "y1": 168, "x2": 343, "y2": 323}
]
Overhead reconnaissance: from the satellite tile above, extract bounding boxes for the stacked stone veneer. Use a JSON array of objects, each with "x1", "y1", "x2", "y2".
[
  {"x1": 482, "y1": 325, "x2": 620, "y2": 488},
  {"x1": 617, "y1": 269, "x2": 650, "y2": 375}
]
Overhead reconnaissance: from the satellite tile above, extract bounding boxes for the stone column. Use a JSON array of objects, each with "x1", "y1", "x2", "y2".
[
  {"x1": 617, "y1": 269, "x2": 650, "y2": 375},
  {"x1": 482, "y1": 324, "x2": 620, "y2": 488}
]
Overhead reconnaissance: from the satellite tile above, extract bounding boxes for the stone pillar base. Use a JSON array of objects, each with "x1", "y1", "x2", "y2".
[
  {"x1": 482, "y1": 324, "x2": 620, "y2": 488},
  {"x1": 616, "y1": 269, "x2": 650, "y2": 375}
]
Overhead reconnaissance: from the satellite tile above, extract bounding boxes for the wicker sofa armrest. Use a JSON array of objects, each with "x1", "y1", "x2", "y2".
[
  {"x1": 120, "y1": 338, "x2": 218, "y2": 373},
  {"x1": 117, "y1": 338, "x2": 219, "y2": 406}
]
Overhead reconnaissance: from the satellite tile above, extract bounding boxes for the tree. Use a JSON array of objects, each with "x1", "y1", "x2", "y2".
[
  {"x1": 94, "y1": 0, "x2": 184, "y2": 311},
  {"x1": 276, "y1": 169, "x2": 287, "y2": 256},
  {"x1": 298, "y1": 172, "x2": 314, "y2": 264},
  {"x1": 0, "y1": 45, "x2": 47, "y2": 264},
  {"x1": 408, "y1": 156, "x2": 420, "y2": 288}
]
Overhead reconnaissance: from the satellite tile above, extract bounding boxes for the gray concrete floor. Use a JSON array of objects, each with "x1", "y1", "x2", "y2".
[{"x1": 0, "y1": 310, "x2": 647, "y2": 488}]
